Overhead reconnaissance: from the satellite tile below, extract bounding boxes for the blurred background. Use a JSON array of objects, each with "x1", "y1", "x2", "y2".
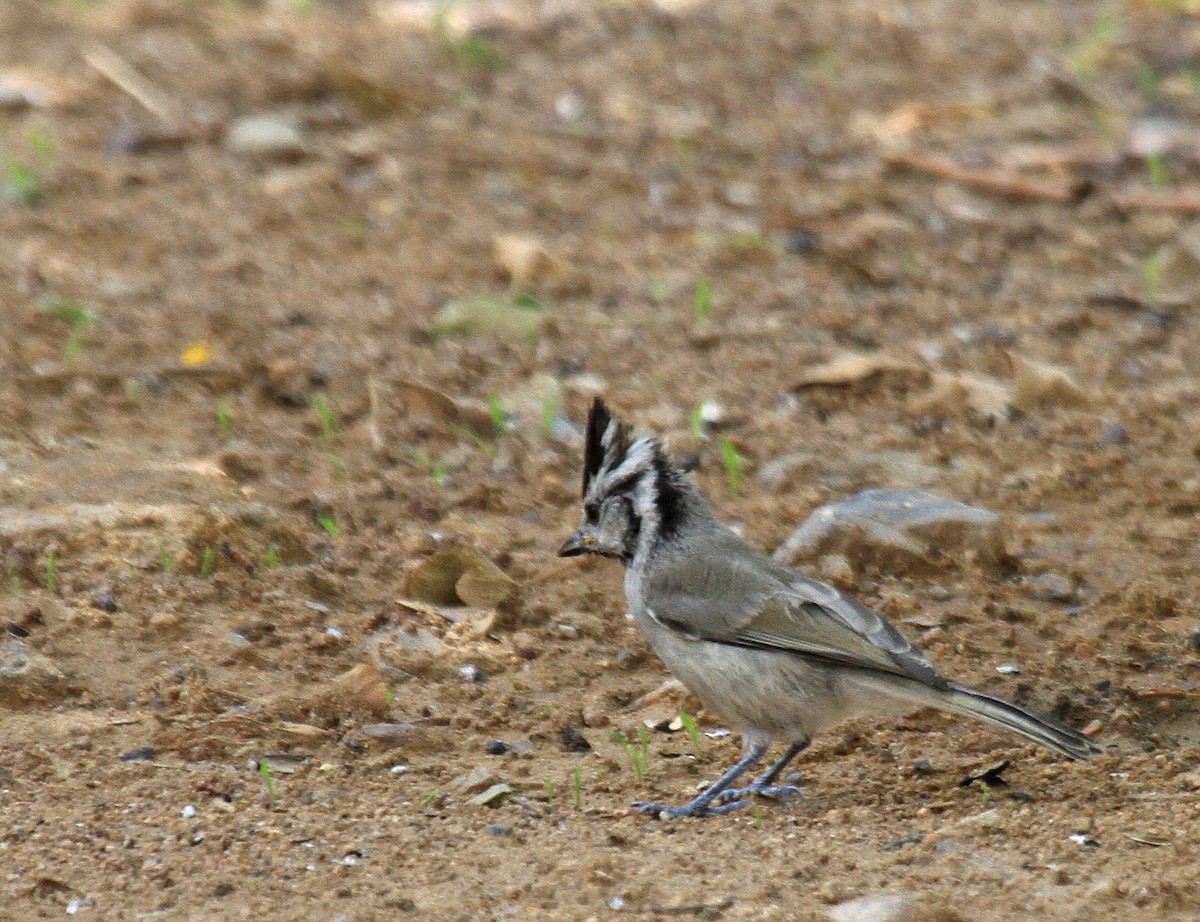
[{"x1": 2, "y1": 0, "x2": 1200, "y2": 918}]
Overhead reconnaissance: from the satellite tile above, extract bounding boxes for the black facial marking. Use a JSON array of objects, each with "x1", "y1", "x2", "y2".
[{"x1": 652, "y1": 451, "x2": 685, "y2": 540}]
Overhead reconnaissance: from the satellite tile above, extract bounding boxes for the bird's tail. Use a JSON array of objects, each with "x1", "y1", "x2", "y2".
[{"x1": 934, "y1": 681, "x2": 1099, "y2": 760}]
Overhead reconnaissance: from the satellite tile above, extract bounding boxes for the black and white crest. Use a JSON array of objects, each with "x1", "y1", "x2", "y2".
[{"x1": 581, "y1": 398, "x2": 688, "y2": 542}]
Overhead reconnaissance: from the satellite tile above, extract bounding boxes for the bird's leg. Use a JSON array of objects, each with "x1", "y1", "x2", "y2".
[
  {"x1": 714, "y1": 739, "x2": 809, "y2": 804},
  {"x1": 634, "y1": 744, "x2": 767, "y2": 818}
]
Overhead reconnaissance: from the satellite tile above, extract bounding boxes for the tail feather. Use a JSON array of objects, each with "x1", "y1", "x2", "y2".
[{"x1": 939, "y1": 681, "x2": 1099, "y2": 760}]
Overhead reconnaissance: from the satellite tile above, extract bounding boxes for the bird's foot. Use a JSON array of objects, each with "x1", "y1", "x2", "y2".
[
  {"x1": 714, "y1": 784, "x2": 805, "y2": 805},
  {"x1": 633, "y1": 798, "x2": 749, "y2": 819}
]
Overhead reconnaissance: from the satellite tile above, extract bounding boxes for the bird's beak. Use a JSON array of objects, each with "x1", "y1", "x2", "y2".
[{"x1": 557, "y1": 531, "x2": 596, "y2": 557}]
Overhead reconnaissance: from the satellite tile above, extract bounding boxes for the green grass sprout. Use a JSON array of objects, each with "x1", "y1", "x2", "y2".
[
  {"x1": 420, "y1": 788, "x2": 442, "y2": 808},
  {"x1": 215, "y1": 399, "x2": 234, "y2": 441},
  {"x1": 311, "y1": 394, "x2": 338, "y2": 440},
  {"x1": 2, "y1": 127, "x2": 53, "y2": 207},
  {"x1": 678, "y1": 710, "x2": 703, "y2": 758},
  {"x1": 573, "y1": 766, "x2": 583, "y2": 809},
  {"x1": 199, "y1": 545, "x2": 215, "y2": 578},
  {"x1": 609, "y1": 729, "x2": 648, "y2": 782},
  {"x1": 717, "y1": 435, "x2": 743, "y2": 494},
  {"x1": 689, "y1": 403, "x2": 705, "y2": 442},
  {"x1": 38, "y1": 298, "x2": 97, "y2": 362},
  {"x1": 159, "y1": 539, "x2": 175, "y2": 574},
  {"x1": 693, "y1": 279, "x2": 713, "y2": 326},
  {"x1": 1144, "y1": 247, "x2": 1166, "y2": 305},
  {"x1": 45, "y1": 550, "x2": 59, "y2": 593},
  {"x1": 259, "y1": 760, "x2": 277, "y2": 801},
  {"x1": 486, "y1": 395, "x2": 509, "y2": 434},
  {"x1": 544, "y1": 780, "x2": 556, "y2": 805},
  {"x1": 433, "y1": 8, "x2": 501, "y2": 72},
  {"x1": 541, "y1": 395, "x2": 558, "y2": 439},
  {"x1": 1147, "y1": 153, "x2": 1171, "y2": 190},
  {"x1": 318, "y1": 514, "x2": 339, "y2": 539}
]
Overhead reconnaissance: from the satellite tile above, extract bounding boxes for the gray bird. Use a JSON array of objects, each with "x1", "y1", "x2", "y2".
[{"x1": 558, "y1": 398, "x2": 1098, "y2": 818}]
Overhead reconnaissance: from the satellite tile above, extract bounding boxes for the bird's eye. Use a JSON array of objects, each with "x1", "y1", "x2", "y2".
[{"x1": 584, "y1": 501, "x2": 600, "y2": 521}]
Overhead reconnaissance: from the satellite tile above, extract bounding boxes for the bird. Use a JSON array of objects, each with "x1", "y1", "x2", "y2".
[{"x1": 558, "y1": 398, "x2": 1099, "y2": 818}]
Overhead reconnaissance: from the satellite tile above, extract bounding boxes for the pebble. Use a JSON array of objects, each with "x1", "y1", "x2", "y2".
[
  {"x1": 827, "y1": 894, "x2": 909, "y2": 922},
  {"x1": 459, "y1": 663, "x2": 487, "y2": 683},
  {"x1": 1030, "y1": 573, "x2": 1075, "y2": 602},
  {"x1": 774, "y1": 488, "x2": 1005, "y2": 574},
  {"x1": 449, "y1": 766, "x2": 498, "y2": 796},
  {"x1": 92, "y1": 588, "x2": 119, "y2": 612},
  {"x1": 485, "y1": 823, "x2": 513, "y2": 837},
  {"x1": 510, "y1": 632, "x2": 542, "y2": 659},
  {"x1": 828, "y1": 893, "x2": 927, "y2": 922},
  {"x1": 0, "y1": 638, "x2": 67, "y2": 704},
  {"x1": 486, "y1": 740, "x2": 511, "y2": 755},
  {"x1": 224, "y1": 114, "x2": 308, "y2": 160}
]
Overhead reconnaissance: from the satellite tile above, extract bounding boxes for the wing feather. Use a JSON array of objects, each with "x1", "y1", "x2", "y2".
[{"x1": 645, "y1": 538, "x2": 947, "y2": 688}]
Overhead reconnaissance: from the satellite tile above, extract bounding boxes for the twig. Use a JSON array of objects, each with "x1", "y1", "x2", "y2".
[
  {"x1": 367, "y1": 374, "x2": 385, "y2": 452},
  {"x1": 887, "y1": 151, "x2": 1085, "y2": 204},
  {"x1": 1109, "y1": 187, "x2": 1200, "y2": 215},
  {"x1": 84, "y1": 45, "x2": 178, "y2": 124}
]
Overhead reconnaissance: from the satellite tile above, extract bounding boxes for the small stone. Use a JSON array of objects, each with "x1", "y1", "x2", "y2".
[
  {"x1": 995, "y1": 662, "x2": 1021, "y2": 675},
  {"x1": 359, "y1": 723, "x2": 431, "y2": 750},
  {"x1": 510, "y1": 632, "x2": 542, "y2": 659},
  {"x1": 774, "y1": 488, "x2": 1005, "y2": 575},
  {"x1": 92, "y1": 588, "x2": 119, "y2": 613},
  {"x1": 181, "y1": 804, "x2": 197, "y2": 819},
  {"x1": 943, "y1": 808, "x2": 1005, "y2": 834},
  {"x1": 119, "y1": 747, "x2": 155, "y2": 762},
  {"x1": 0, "y1": 638, "x2": 67, "y2": 705},
  {"x1": 1098, "y1": 422, "x2": 1129, "y2": 447},
  {"x1": 607, "y1": 897, "x2": 626, "y2": 912},
  {"x1": 225, "y1": 114, "x2": 308, "y2": 160},
  {"x1": 827, "y1": 893, "x2": 936, "y2": 922},
  {"x1": 459, "y1": 663, "x2": 487, "y2": 683},
  {"x1": 560, "y1": 725, "x2": 592, "y2": 753},
  {"x1": 449, "y1": 766, "x2": 498, "y2": 796},
  {"x1": 784, "y1": 228, "x2": 820, "y2": 256},
  {"x1": 818, "y1": 554, "x2": 854, "y2": 584},
  {"x1": 468, "y1": 782, "x2": 514, "y2": 806},
  {"x1": 485, "y1": 823, "x2": 513, "y2": 837},
  {"x1": 486, "y1": 740, "x2": 511, "y2": 755},
  {"x1": 1030, "y1": 573, "x2": 1075, "y2": 603}
]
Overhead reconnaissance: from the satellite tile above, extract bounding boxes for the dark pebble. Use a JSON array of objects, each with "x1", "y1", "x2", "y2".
[
  {"x1": 485, "y1": 740, "x2": 511, "y2": 755},
  {"x1": 93, "y1": 588, "x2": 119, "y2": 613},
  {"x1": 485, "y1": 824, "x2": 513, "y2": 837},
  {"x1": 560, "y1": 725, "x2": 593, "y2": 753},
  {"x1": 783, "y1": 228, "x2": 819, "y2": 256},
  {"x1": 120, "y1": 747, "x2": 155, "y2": 762}
]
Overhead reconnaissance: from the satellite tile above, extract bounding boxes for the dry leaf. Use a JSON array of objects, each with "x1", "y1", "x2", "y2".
[
  {"x1": 308, "y1": 663, "x2": 390, "y2": 720},
  {"x1": 396, "y1": 380, "x2": 501, "y2": 438},
  {"x1": 404, "y1": 547, "x2": 517, "y2": 609},
  {"x1": 493, "y1": 234, "x2": 569, "y2": 288},
  {"x1": 912, "y1": 371, "x2": 1014, "y2": 422},
  {"x1": 795, "y1": 353, "x2": 926, "y2": 388},
  {"x1": 1006, "y1": 352, "x2": 1087, "y2": 408}
]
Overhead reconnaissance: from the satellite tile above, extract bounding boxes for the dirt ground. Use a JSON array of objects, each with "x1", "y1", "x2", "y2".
[{"x1": 2, "y1": 0, "x2": 1200, "y2": 919}]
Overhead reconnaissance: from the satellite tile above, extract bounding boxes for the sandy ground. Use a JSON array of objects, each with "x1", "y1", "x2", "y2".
[{"x1": 2, "y1": 0, "x2": 1200, "y2": 919}]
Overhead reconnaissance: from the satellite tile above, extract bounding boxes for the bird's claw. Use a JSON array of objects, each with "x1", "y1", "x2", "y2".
[
  {"x1": 633, "y1": 798, "x2": 750, "y2": 819},
  {"x1": 714, "y1": 784, "x2": 805, "y2": 804}
]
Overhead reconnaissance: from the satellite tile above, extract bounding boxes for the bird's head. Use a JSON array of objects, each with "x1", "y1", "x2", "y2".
[{"x1": 558, "y1": 398, "x2": 691, "y2": 566}]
